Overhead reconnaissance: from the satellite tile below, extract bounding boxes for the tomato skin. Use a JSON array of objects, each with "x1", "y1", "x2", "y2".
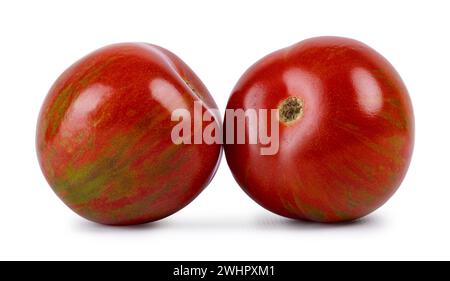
[
  {"x1": 36, "y1": 43, "x2": 221, "y2": 225},
  {"x1": 224, "y1": 37, "x2": 414, "y2": 222}
]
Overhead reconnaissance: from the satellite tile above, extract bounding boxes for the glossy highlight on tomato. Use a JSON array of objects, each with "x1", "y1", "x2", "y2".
[
  {"x1": 36, "y1": 43, "x2": 221, "y2": 225},
  {"x1": 224, "y1": 37, "x2": 414, "y2": 222}
]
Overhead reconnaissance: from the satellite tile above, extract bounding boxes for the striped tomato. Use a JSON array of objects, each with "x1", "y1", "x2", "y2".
[
  {"x1": 224, "y1": 37, "x2": 414, "y2": 222},
  {"x1": 36, "y1": 43, "x2": 221, "y2": 225}
]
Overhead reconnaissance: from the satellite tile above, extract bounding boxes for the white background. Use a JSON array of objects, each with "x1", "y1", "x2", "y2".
[{"x1": 0, "y1": 0, "x2": 449, "y2": 260}]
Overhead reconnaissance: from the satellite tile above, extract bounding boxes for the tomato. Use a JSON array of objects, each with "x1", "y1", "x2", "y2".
[
  {"x1": 224, "y1": 37, "x2": 414, "y2": 222},
  {"x1": 36, "y1": 43, "x2": 222, "y2": 225}
]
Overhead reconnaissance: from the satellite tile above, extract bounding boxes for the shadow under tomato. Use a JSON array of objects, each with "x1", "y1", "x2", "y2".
[
  {"x1": 72, "y1": 212, "x2": 385, "y2": 233},
  {"x1": 254, "y1": 212, "x2": 385, "y2": 231},
  {"x1": 74, "y1": 218, "x2": 166, "y2": 233}
]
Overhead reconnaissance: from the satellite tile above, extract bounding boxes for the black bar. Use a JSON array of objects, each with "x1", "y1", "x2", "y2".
[{"x1": 0, "y1": 261, "x2": 445, "y2": 280}]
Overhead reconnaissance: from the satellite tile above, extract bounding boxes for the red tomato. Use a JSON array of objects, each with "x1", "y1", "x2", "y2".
[
  {"x1": 224, "y1": 37, "x2": 414, "y2": 222},
  {"x1": 36, "y1": 43, "x2": 222, "y2": 225}
]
